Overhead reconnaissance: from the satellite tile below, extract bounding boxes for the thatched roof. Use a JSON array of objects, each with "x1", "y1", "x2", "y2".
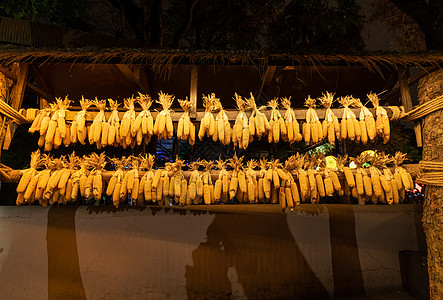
[{"x1": 1, "y1": 44, "x2": 443, "y2": 72}]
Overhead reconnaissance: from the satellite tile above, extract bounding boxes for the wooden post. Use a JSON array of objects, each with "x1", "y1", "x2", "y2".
[
  {"x1": 189, "y1": 65, "x2": 198, "y2": 119},
  {"x1": 399, "y1": 66, "x2": 422, "y2": 146},
  {"x1": 29, "y1": 64, "x2": 55, "y2": 108},
  {"x1": 2, "y1": 63, "x2": 29, "y2": 150},
  {"x1": 116, "y1": 64, "x2": 147, "y2": 94},
  {"x1": 418, "y1": 69, "x2": 443, "y2": 299}
]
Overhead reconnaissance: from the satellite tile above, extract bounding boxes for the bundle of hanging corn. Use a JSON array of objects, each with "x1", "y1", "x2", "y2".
[
  {"x1": 350, "y1": 153, "x2": 373, "y2": 203},
  {"x1": 393, "y1": 152, "x2": 414, "y2": 199},
  {"x1": 295, "y1": 153, "x2": 310, "y2": 202},
  {"x1": 42, "y1": 97, "x2": 72, "y2": 151},
  {"x1": 70, "y1": 157, "x2": 90, "y2": 201},
  {"x1": 16, "y1": 150, "x2": 44, "y2": 205},
  {"x1": 318, "y1": 92, "x2": 340, "y2": 145},
  {"x1": 323, "y1": 155, "x2": 342, "y2": 197},
  {"x1": 212, "y1": 96, "x2": 232, "y2": 145},
  {"x1": 266, "y1": 158, "x2": 289, "y2": 204},
  {"x1": 366, "y1": 153, "x2": 387, "y2": 204},
  {"x1": 200, "y1": 160, "x2": 214, "y2": 204},
  {"x1": 267, "y1": 98, "x2": 285, "y2": 143},
  {"x1": 89, "y1": 98, "x2": 107, "y2": 148},
  {"x1": 106, "y1": 157, "x2": 125, "y2": 207},
  {"x1": 336, "y1": 154, "x2": 356, "y2": 199},
  {"x1": 228, "y1": 153, "x2": 245, "y2": 201},
  {"x1": 378, "y1": 153, "x2": 401, "y2": 205},
  {"x1": 106, "y1": 99, "x2": 121, "y2": 146},
  {"x1": 125, "y1": 156, "x2": 141, "y2": 205},
  {"x1": 29, "y1": 106, "x2": 51, "y2": 134},
  {"x1": 247, "y1": 92, "x2": 270, "y2": 140},
  {"x1": 214, "y1": 158, "x2": 229, "y2": 203},
  {"x1": 198, "y1": 93, "x2": 216, "y2": 141},
  {"x1": 368, "y1": 92, "x2": 390, "y2": 143},
  {"x1": 281, "y1": 97, "x2": 303, "y2": 144},
  {"x1": 40, "y1": 156, "x2": 67, "y2": 205},
  {"x1": 303, "y1": 96, "x2": 322, "y2": 144},
  {"x1": 188, "y1": 160, "x2": 203, "y2": 205},
  {"x1": 56, "y1": 152, "x2": 79, "y2": 204},
  {"x1": 166, "y1": 158, "x2": 187, "y2": 206},
  {"x1": 154, "y1": 91, "x2": 174, "y2": 140},
  {"x1": 232, "y1": 93, "x2": 251, "y2": 149},
  {"x1": 120, "y1": 97, "x2": 136, "y2": 148},
  {"x1": 244, "y1": 160, "x2": 258, "y2": 203},
  {"x1": 177, "y1": 98, "x2": 195, "y2": 145},
  {"x1": 138, "y1": 154, "x2": 155, "y2": 205},
  {"x1": 70, "y1": 96, "x2": 92, "y2": 145},
  {"x1": 353, "y1": 98, "x2": 376, "y2": 144},
  {"x1": 279, "y1": 155, "x2": 300, "y2": 210},
  {"x1": 338, "y1": 96, "x2": 361, "y2": 142},
  {"x1": 133, "y1": 93, "x2": 154, "y2": 146},
  {"x1": 83, "y1": 152, "x2": 106, "y2": 201}
]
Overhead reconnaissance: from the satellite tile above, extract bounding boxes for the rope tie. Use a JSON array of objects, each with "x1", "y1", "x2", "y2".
[
  {"x1": 415, "y1": 160, "x2": 443, "y2": 187},
  {"x1": 388, "y1": 105, "x2": 405, "y2": 121},
  {"x1": 396, "y1": 94, "x2": 443, "y2": 121}
]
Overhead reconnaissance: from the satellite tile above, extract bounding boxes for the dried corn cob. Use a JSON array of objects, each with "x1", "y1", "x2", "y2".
[
  {"x1": 213, "y1": 97, "x2": 232, "y2": 145},
  {"x1": 368, "y1": 92, "x2": 390, "y2": 143},
  {"x1": 232, "y1": 93, "x2": 251, "y2": 149},
  {"x1": 281, "y1": 97, "x2": 303, "y2": 144},
  {"x1": 198, "y1": 93, "x2": 216, "y2": 141},
  {"x1": 120, "y1": 97, "x2": 137, "y2": 148},
  {"x1": 176, "y1": 98, "x2": 194, "y2": 144}
]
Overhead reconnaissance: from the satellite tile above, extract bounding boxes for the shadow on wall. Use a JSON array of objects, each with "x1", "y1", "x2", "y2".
[{"x1": 185, "y1": 212, "x2": 330, "y2": 300}]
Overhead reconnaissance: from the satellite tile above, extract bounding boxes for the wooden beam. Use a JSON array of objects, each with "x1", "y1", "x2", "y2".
[
  {"x1": 190, "y1": 65, "x2": 198, "y2": 118},
  {"x1": 258, "y1": 66, "x2": 277, "y2": 99},
  {"x1": 398, "y1": 66, "x2": 422, "y2": 147},
  {"x1": 3, "y1": 64, "x2": 28, "y2": 150},
  {"x1": 29, "y1": 65, "x2": 55, "y2": 107},
  {"x1": 0, "y1": 65, "x2": 53, "y2": 101},
  {"x1": 116, "y1": 64, "x2": 147, "y2": 94},
  {"x1": 64, "y1": 107, "x2": 390, "y2": 123}
]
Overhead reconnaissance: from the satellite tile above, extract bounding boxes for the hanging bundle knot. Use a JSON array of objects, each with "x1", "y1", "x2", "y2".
[
  {"x1": 415, "y1": 160, "x2": 443, "y2": 187},
  {"x1": 387, "y1": 106, "x2": 405, "y2": 121}
]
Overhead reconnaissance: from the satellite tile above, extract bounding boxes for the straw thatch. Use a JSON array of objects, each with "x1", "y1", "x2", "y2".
[{"x1": 1, "y1": 44, "x2": 443, "y2": 73}]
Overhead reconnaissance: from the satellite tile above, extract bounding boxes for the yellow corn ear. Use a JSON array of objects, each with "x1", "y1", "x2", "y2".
[
  {"x1": 196, "y1": 177, "x2": 203, "y2": 197},
  {"x1": 222, "y1": 174, "x2": 229, "y2": 195},
  {"x1": 203, "y1": 184, "x2": 211, "y2": 204},
  {"x1": 316, "y1": 174, "x2": 326, "y2": 198},
  {"x1": 214, "y1": 179, "x2": 222, "y2": 200},
  {"x1": 40, "y1": 115, "x2": 51, "y2": 135},
  {"x1": 343, "y1": 167, "x2": 355, "y2": 188},
  {"x1": 229, "y1": 177, "x2": 238, "y2": 199},
  {"x1": 132, "y1": 178, "x2": 139, "y2": 204},
  {"x1": 17, "y1": 170, "x2": 33, "y2": 193},
  {"x1": 366, "y1": 116, "x2": 376, "y2": 140},
  {"x1": 65, "y1": 178, "x2": 73, "y2": 202},
  {"x1": 277, "y1": 169, "x2": 289, "y2": 181},
  {"x1": 329, "y1": 171, "x2": 341, "y2": 192},
  {"x1": 340, "y1": 119, "x2": 347, "y2": 140},
  {"x1": 258, "y1": 178, "x2": 264, "y2": 200},
  {"x1": 247, "y1": 181, "x2": 255, "y2": 203},
  {"x1": 144, "y1": 178, "x2": 152, "y2": 201},
  {"x1": 179, "y1": 179, "x2": 187, "y2": 205},
  {"x1": 360, "y1": 120, "x2": 368, "y2": 144},
  {"x1": 316, "y1": 121, "x2": 322, "y2": 142},
  {"x1": 355, "y1": 172, "x2": 364, "y2": 195},
  {"x1": 24, "y1": 175, "x2": 39, "y2": 201},
  {"x1": 113, "y1": 182, "x2": 121, "y2": 207},
  {"x1": 285, "y1": 187, "x2": 293, "y2": 208},
  {"x1": 279, "y1": 187, "x2": 286, "y2": 208},
  {"x1": 263, "y1": 178, "x2": 271, "y2": 199},
  {"x1": 311, "y1": 122, "x2": 318, "y2": 143},
  {"x1": 363, "y1": 174, "x2": 372, "y2": 197},
  {"x1": 238, "y1": 171, "x2": 247, "y2": 193},
  {"x1": 371, "y1": 174, "x2": 382, "y2": 198},
  {"x1": 93, "y1": 174, "x2": 103, "y2": 201},
  {"x1": 298, "y1": 172, "x2": 309, "y2": 200},
  {"x1": 379, "y1": 174, "x2": 391, "y2": 193},
  {"x1": 394, "y1": 171, "x2": 403, "y2": 190},
  {"x1": 303, "y1": 122, "x2": 310, "y2": 143},
  {"x1": 391, "y1": 180, "x2": 399, "y2": 204},
  {"x1": 290, "y1": 182, "x2": 300, "y2": 205},
  {"x1": 272, "y1": 169, "x2": 280, "y2": 189},
  {"x1": 324, "y1": 178, "x2": 334, "y2": 197},
  {"x1": 106, "y1": 176, "x2": 117, "y2": 196}
]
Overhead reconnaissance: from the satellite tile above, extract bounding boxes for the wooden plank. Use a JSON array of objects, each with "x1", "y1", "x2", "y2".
[
  {"x1": 64, "y1": 107, "x2": 390, "y2": 123},
  {"x1": 29, "y1": 65, "x2": 55, "y2": 106},
  {"x1": 116, "y1": 64, "x2": 147, "y2": 94},
  {"x1": 399, "y1": 66, "x2": 422, "y2": 147},
  {"x1": 0, "y1": 64, "x2": 53, "y2": 101},
  {"x1": 189, "y1": 65, "x2": 198, "y2": 118}
]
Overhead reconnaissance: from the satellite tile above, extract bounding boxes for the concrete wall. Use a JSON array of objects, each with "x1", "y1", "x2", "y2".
[{"x1": 0, "y1": 204, "x2": 423, "y2": 299}]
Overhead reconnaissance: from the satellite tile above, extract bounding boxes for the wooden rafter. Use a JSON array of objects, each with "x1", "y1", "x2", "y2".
[
  {"x1": 0, "y1": 64, "x2": 53, "y2": 101},
  {"x1": 116, "y1": 64, "x2": 147, "y2": 94}
]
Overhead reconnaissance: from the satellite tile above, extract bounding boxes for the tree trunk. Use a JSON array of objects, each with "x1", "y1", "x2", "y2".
[{"x1": 418, "y1": 69, "x2": 443, "y2": 299}]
